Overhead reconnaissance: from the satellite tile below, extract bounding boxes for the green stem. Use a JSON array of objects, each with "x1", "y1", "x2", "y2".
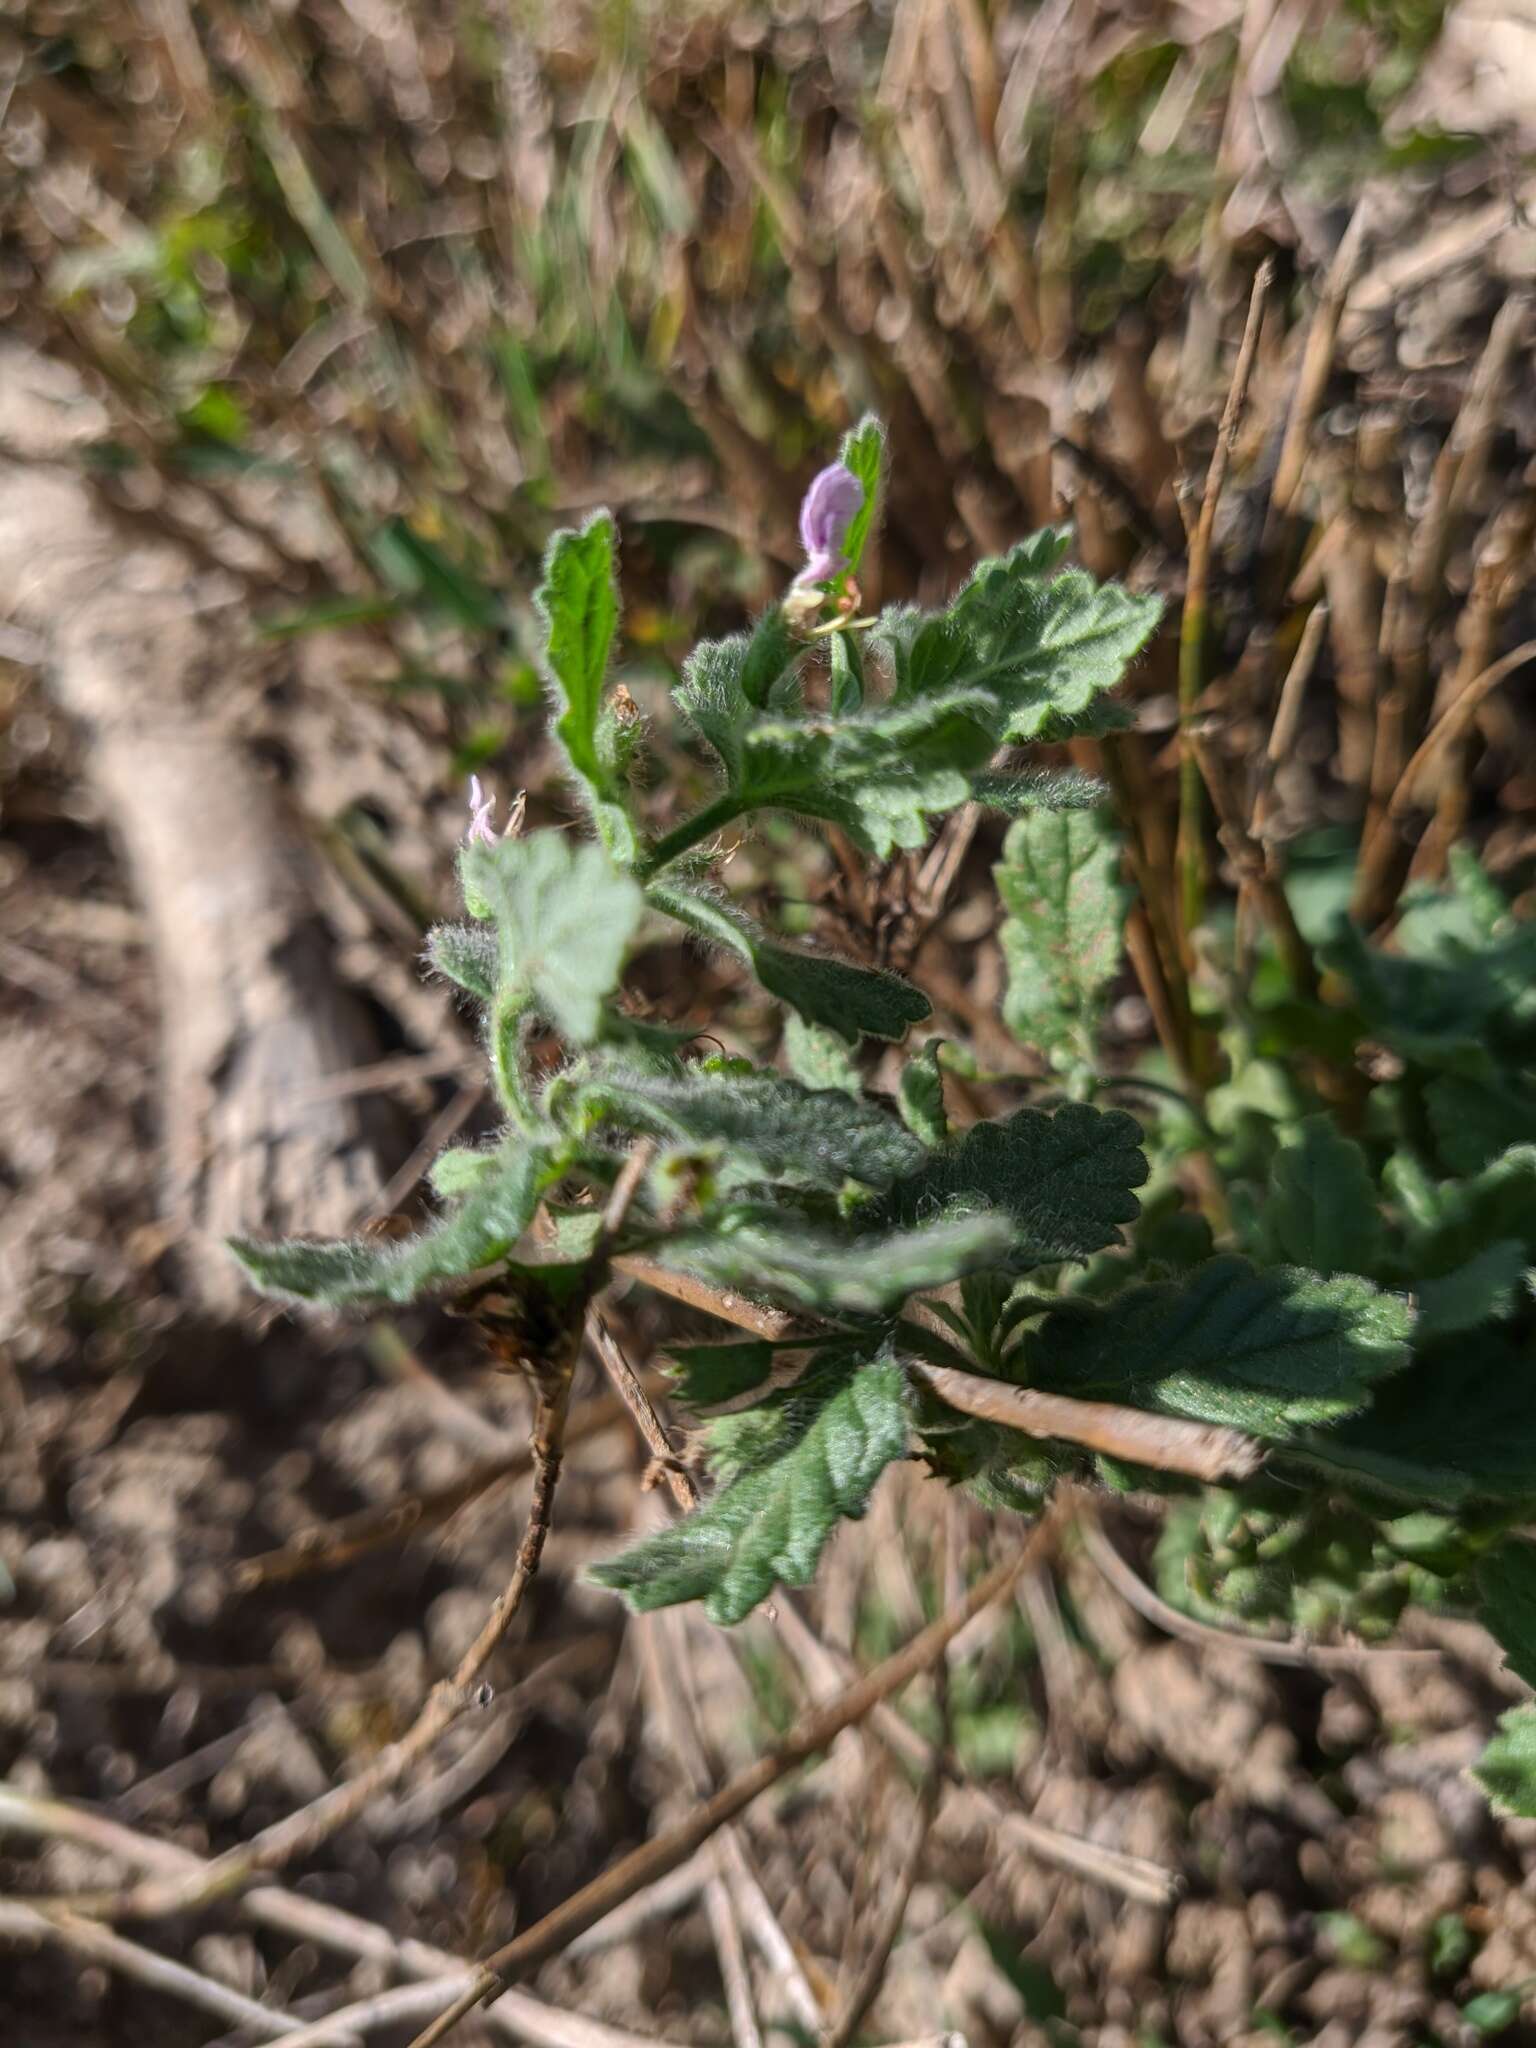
[
  {"x1": 490, "y1": 994, "x2": 538, "y2": 1132},
  {"x1": 638, "y1": 793, "x2": 748, "y2": 880}
]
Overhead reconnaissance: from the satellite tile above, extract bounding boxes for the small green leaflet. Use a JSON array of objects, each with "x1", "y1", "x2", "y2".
[
  {"x1": 589, "y1": 1347, "x2": 909, "y2": 1623},
  {"x1": 461, "y1": 830, "x2": 643, "y2": 1044},
  {"x1": 1475, "y1": 1542, "x2": 1536, "y2": 1689},
  {"x1": 836, "y1": 414, "x2": 885, "y2": 582},
  {"x1": 875, "y1": 535, "x2": 1161, "y2": 740},
  {"x1": 881, "y1": 1101, "x2": 1147, "y2": 1269},
  {"x1": 782, "y1": 1014, "x2": 862, "y2": 1095},
  {"x1": 1417, "y1": 1241, "x2": 1528, "y2": 1337},
  {"x1": 656, "y1": 1204, "x2": 1015, "y2": 1316},
  {"x1": 731, "y1": 690, "x2": 998, "y2": 856},
  {"x1": 1475, "y1": 1705, "x2": 1536, "y2": 1819},
  {"x1": 1398, "y1": 1144, "x2": 1536, "y2": 1271},
  {"x1": 649, "y1": 880, "x2": 929, "y2": 1043},
  {"x1": 1322, "y1": 851, "x2": 1536, "y2": 1070},
  {"x1": 971, "y1": 770, "x2": 1106, "y2": 815},
  {"x1": 229, "y1": 1143, "x2": 553, "y2": 1307},
  {"x1": 427, "y1": 921, "x2": 498, "y2": 1003},
  {"x1": 1313, "y1": 1332, "x2": 1536, "y2": 1505},
  {"x1": 1020, "y1": 1256, "x2": 1414, "y2": 1440},
  {"x1": 897, "y1": 1041, "x2": 948, "y2": 1146},
  {"x1": 1426, "y1": 1074, "x2": 1536, "y2": 1176},
  {"x1": 674, "y1": 622, "x2": 789, "y2": 782},
  {"x1": 1259, "y1": 1116, "x2": 1387, "y2": 1277},
  {"x1": 561, "y1": 1060, "x2": 925, "y2": 1191},
  {"x1": 664, "y1": 1339, "x2": 780, "y2": 1408},
  {"x1": 536, "y1": 513, "x2": 637, "y2": 861},
  {"x1": 996, "y1": 809, "x2": 1125, "y2": 1069}
]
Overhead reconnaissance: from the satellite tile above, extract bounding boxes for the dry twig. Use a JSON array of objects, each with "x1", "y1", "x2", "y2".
[
  {"x1": 1177, "y1": 258, "x2": 1274, "y2": 944},
  {"x1": 405, "y1": 1537, "x2": 1055, "y2": 2048}
]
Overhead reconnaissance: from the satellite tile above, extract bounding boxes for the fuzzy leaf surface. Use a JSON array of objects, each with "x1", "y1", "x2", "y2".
[
  {"x1": 589, "y1": 1347, "x2": 909, "y2": 1622},
  {"x1": 1021, "y1": 1256, "x2": 1414, "y2": 1439},
  {"x1": 427, "y1": 921, "x2": 499, "y2": 1003},
  {"x1": 881, "y1": 1102, "x2": 1146, "y2": 1269},
  {"x1": 837, "y1": 414, "x2": 885, "y2": 580},
  {"x1": 782, "y1": 1015, "x2": 862, "y2": 1095},
  {"x1": 1323, "y1": 851, "x2": 1536, "y2": 1069},
  {"x1": 462, "y1": 830, "x2": 643, "y2": 1044},
  {"x1": 876, "y1": 536, "x2": 1160, "y2": 739},
  {"x1": 997, "y1": 808, "x2": 1125, "y2": 1066},
  {"x1": 898, "y1": 1041, "x2": 948, "y2": 1147},
  {"x1": 536, "y1": 513, "x2": 636, "y2": 859},
  {"x1": 730, "y1": 690, "x2": 999, "y2": 854},
  {"x1": 1259, "y1": 1116, "x2": 1387, "y2": 1276},
  {"x1": 656, "y1": 1204, "x2": 1015, "y2": 1316},
  {"x1": 1314, "y1": 1333, "x2": 1536, "y2": 1505},
  {"x1": 1417, "y1": 1241, "x2": 1529, "y2": 1337},
  {"x1": 229, "y1": 1144, "x2": 553, "y2": 1307},
  {"x1": 563, "y1": 1061, "x2": 924, "y2": 1190},
  {"x1": 650, "y1": 881, "x2": 928, "y2": 1043}
]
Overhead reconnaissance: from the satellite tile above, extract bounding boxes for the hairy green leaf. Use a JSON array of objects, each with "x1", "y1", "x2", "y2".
[
  {"x1": 731, "y1": 688, "x2": 999, "y2": 855},
  {"x1": 897, "y1": 1041, "x2": 948, "y2": 1147},
  {"x1": 536, "y1": 512, "x2": 636, "y2": 859},
  {"x1": 882, "y1": 1102, "x2": 1146, "y2": 1269},
  {"x1": 562, "y1": 1061, "x2": 924, "y2": 1190},
  {"x1": 1426, "y1": 1074, "x2": 1536, "y2": 1176},
  {"x1": 1476, "y1": 1542, "x2": 1536, "y2": 1689},
  {"x1": 665, "y1": 1339, "x2": 779, "y2": 1408},
  {"x1": 1400, "y1": 1145, "x2": 1536, "y2": 1272},
  {"x1": 1260, "y1": 1116, "x2": 1387, "y2": 1276},
  {"x1": 229, "y1": 1143, "x2": 553, "y2": 1307},
  {"x1": 971, "y1": 770, "x2": 1107, "y2": 815},
  {"x1": 837, "y1": 414, "x2": 885, "y2": 580},
  {"x1": 782, "y1": 1015, "x2": 862, "y2": 1095},
  {"x1": 427, "y1": 921, "x2": 499, "y2": 1003},
  {"x1": 657, "y1": 1204, "x2": 1015, "y2": 1316},
  {"x1": 1323, "y1": 851, "x2": 1536, "y2": 1070},
  {"x1": 1475, "y1": 1705, "x2": 1536, "y2": 1818},
  {"x1": 650, "y1": 880, "x2": 929, "y2": 1043},
  {"x1": 1021, "y1": 1257, "x2": 1414, "y2": 1439},
  {"x1": 589, "y1": 1347, "x2": 909, "y2": 1622},
  {"x1": 997, "y1": 809, "x2": 1125, "y2": 1067},
  {"x1": 876, "y1": 535, "x2": 1160, "y2": 739},
  {"x1": 1314, "y1": 1332, "x2": 1536, "y2": 1505},
  {"x1": 462, "y1": 830, "x2": 643, "y2": 1044},
  {"x1": 1417, "y1": 1241, "x2": 1529, "y2": 1337}
]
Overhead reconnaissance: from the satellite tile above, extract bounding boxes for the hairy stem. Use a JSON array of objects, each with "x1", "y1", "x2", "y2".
[{"x1": 638, "y1": 793, "x2": 747, "y2": 879}]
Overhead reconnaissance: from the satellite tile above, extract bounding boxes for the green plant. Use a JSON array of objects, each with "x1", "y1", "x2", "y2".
[{"x1": 232, "y1": 418, "x2": 1536, "y2": 1810}]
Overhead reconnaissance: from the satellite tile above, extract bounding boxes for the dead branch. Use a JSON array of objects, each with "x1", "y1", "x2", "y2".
[
  {"x1": 908, "y1": 1356, "x2": 1265, "y2": 1484},
  {"x1": 405, "y1": 1536, "x2": 1055, "y2": 2048}
]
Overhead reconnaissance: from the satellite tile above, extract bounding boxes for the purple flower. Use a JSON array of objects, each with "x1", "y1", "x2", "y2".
[
  {"x1": 464, "y1": 776, "x2": 526, "y2": 846},
  {"x1": 466, "y1": 774, "x2": 498, "y2": 846},
  {"x1": 794, "y1": 462, "x2": 863, "y2": 587}
]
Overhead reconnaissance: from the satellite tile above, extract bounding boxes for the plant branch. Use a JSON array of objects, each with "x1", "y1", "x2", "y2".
[
  {"x1": 639, "y1": 793, "x2": 748, "y2": 880},
  {"x1": 907, "y1": 1354, "x2": 1264, "y2": 1484},
  {"x1": 235, "y1": 1388, "x2": 648, "y2": 1589},
  {"x1": 0, "y1": 1786, "x2": 689, "y2": 2048},
  {"x1": 404, "y1": 1537, "x2": 1054, "y2": 2048},
  {"x1": 0, "y1": 1901, "x2": 324, "y2": 2042},
  {"x1": 589, "y1": 1311, "x2": 700, "y2": 1513},
  {"x1": 1177, "y1": 258, "x2": 1274, "y2": 944}
]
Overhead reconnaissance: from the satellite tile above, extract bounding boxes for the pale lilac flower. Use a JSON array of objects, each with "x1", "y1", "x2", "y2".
[
  {"x1": 793, "y1": 462, "x2": 863, "y2": 587},
  {"x1": 466, "y1": 774, "x2": 497, "y2": 846},
  {"x1": 464, "y1": 775, "x2": 526, "y2": 846}
]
